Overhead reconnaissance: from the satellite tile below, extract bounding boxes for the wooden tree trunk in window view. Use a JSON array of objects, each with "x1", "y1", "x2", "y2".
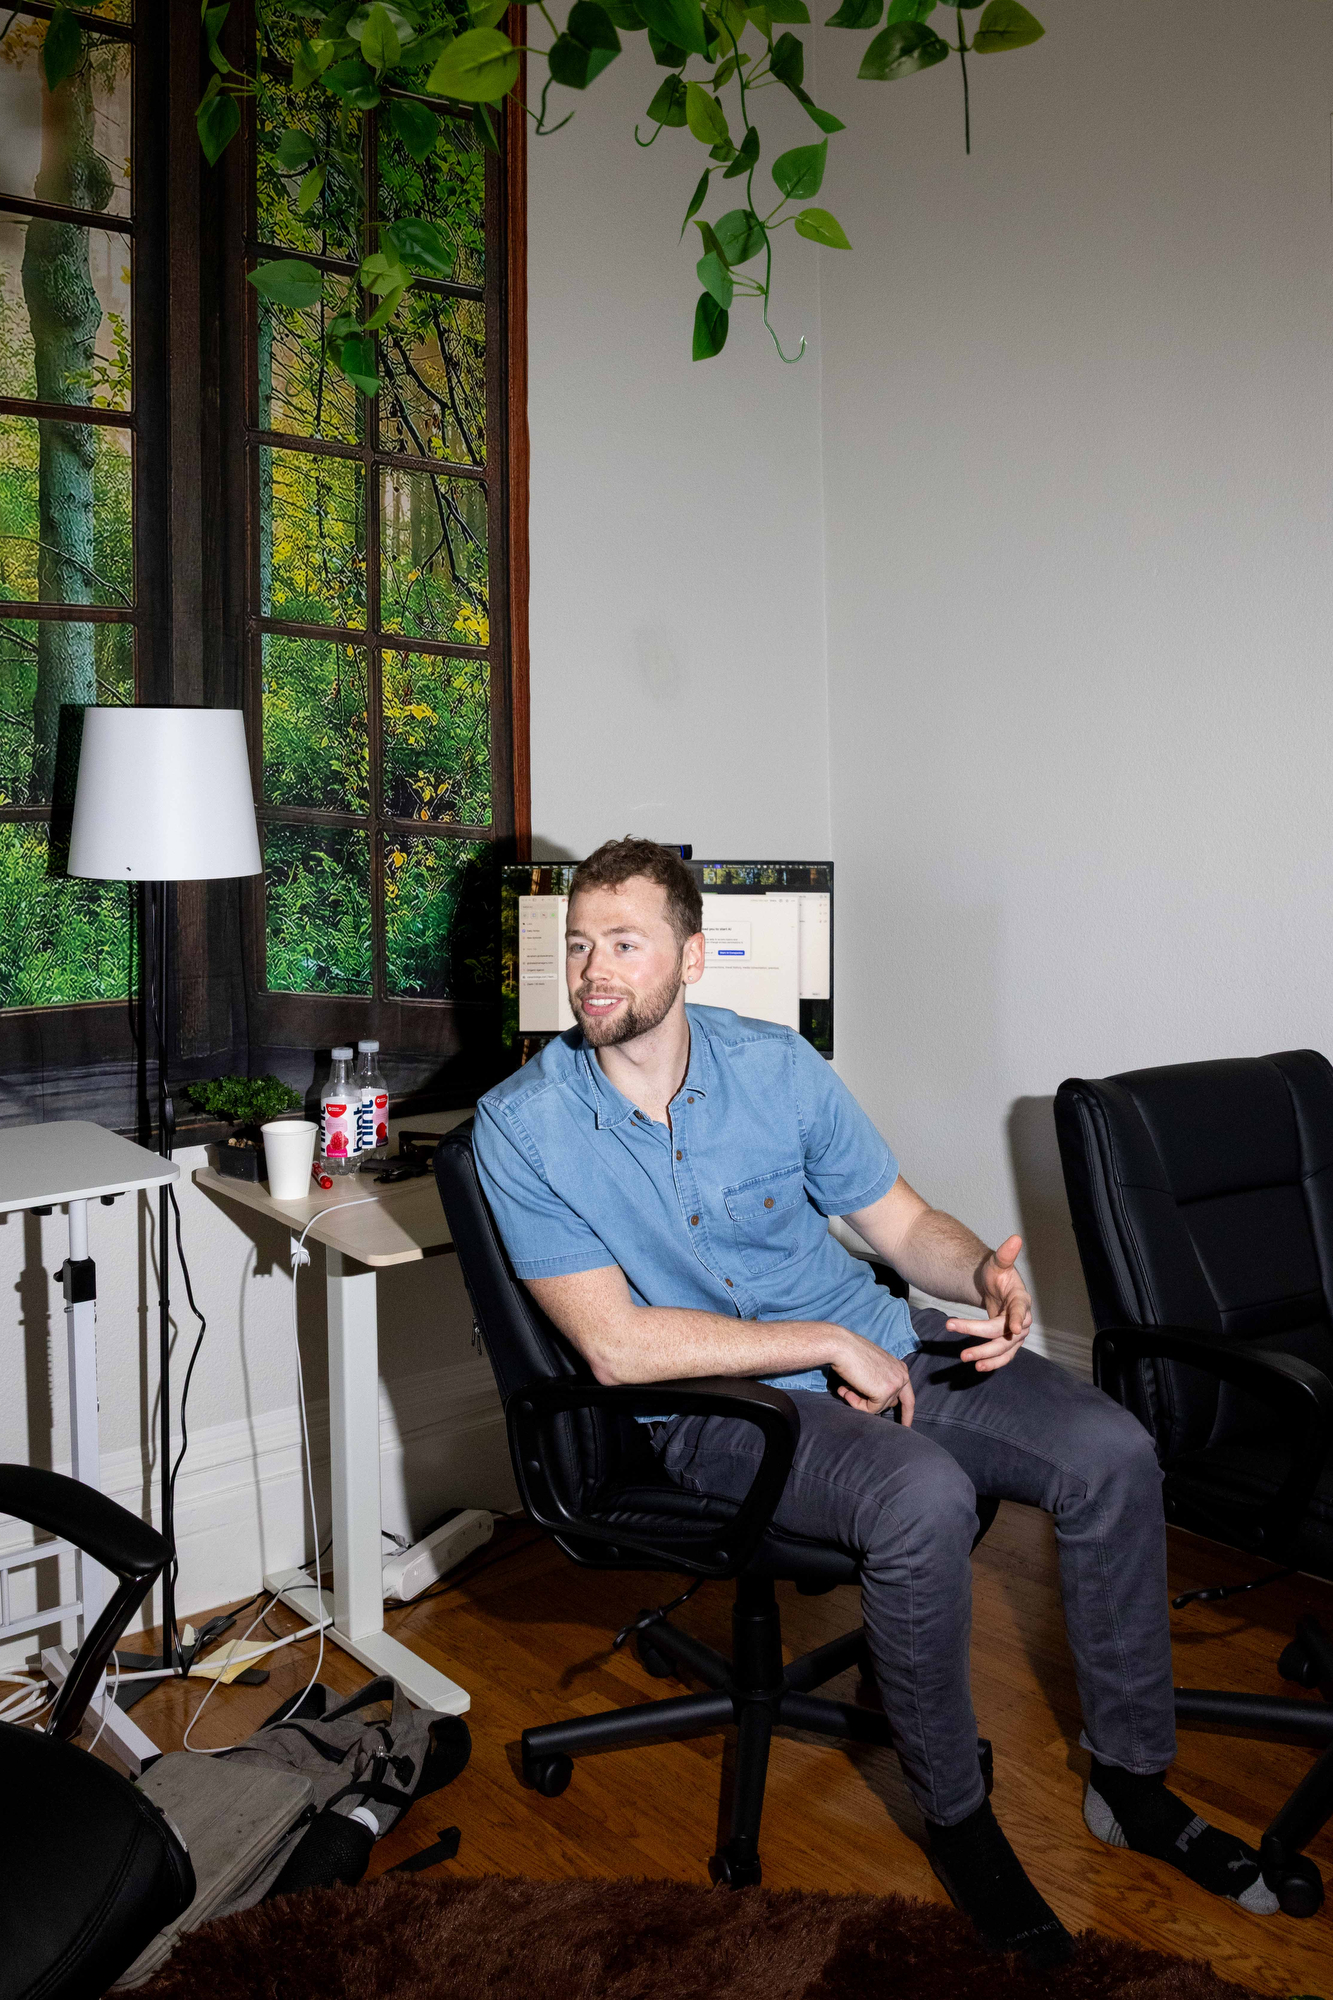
[{"x1": 20, "y1": 59, "x2": 114, "y2": 799}]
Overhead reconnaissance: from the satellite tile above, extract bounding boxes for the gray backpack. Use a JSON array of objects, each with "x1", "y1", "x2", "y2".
[{"x1": 115, "y1": 1677, "x2": 469, "y2": 1985}]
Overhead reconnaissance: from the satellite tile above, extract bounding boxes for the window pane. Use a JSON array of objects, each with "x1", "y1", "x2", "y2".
[
  {"x1": 380, "y1": 467, "x2": 487, "y2": 644},
  {"x1": 384, "y1": 835, "x2": 489, "y2": 1000},
  {"x1": 263, "y1": 822, "x2": 371, "y2": 996},
  {"x1": 256, "y1": 13, "x2": 361, "y2": 264},
  {"x1": 382, "y1": 652, "x2": 490, "y2": 828},
  {"x1": 1, "y1": 617, "x2": 132, "y2": 807},
  {"x1": 0, "y1": 220, "x2": 132, "y2": 409},
  {"x1": 0, "y1": 822, "x2": 133, "y2": 1008},
  {"x1": 259, "y1": 295, "x2": 363, "y2": 445},
  {"x1": 0, "y1": 418, "x2": 133, "y2": 606},
  {"x1": 379, "y1": 294, "x2": 485, "y2": 468},
  {"x1": 0, "y1": 20, "x2": 132, "y2": 218},
  {"x1": 262, "y1": 634, "x2": 369, "y2": 813},
  {"x1": 379, "y1": 103, "x2": 484, "y2": 290},
  {"x1": 259, "y1": 446, "x2": 365, "y2": 627}
]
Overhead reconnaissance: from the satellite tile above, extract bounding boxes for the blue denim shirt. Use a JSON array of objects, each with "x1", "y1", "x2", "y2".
[{"x1": 472, "y1": 1004, "x2": 917, "y2": 1396}]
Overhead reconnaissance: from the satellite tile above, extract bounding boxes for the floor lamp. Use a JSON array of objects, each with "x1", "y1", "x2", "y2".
[{"x1": 68, "y1": 707, "x2": 263, "y2": 1666}]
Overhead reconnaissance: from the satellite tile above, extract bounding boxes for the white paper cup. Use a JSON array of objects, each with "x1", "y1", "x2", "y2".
[{"x1": 261, "y1": 1119, "x2": 318, "y2": 1200}]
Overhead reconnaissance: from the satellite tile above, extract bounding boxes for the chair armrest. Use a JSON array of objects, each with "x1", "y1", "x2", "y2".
[
  {"x1": 0, "y1": 1464, "x2": 168, "y2": 1580},
  {"x1": 506, "y1": 1376, "x2": 800, "y2": 1580},
  {"x1": 1092, "y1": 1326, "x2": 1333, "y2": 1552}
]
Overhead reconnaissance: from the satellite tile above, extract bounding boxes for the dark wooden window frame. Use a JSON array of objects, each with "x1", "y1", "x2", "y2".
[{"x1": 0, "y1": 6, "x2": 529, "y2": 1127}]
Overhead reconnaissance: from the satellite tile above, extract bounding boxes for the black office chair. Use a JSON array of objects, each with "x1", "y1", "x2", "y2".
[
  {"x1": 435, "y1": 1120, "x2": 996, "y2": 1888},
  {"x1": 1055, "y1": 1052, "x2": 1333, "y2": 1918},
  {"x1": 0, "y1": 1464, "x2": 195, "y2": 2000}
]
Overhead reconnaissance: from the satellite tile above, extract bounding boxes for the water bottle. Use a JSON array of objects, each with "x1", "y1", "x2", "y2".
[
  {"x1": 355, "y1": 1040, "x2": 388, "y2": 1164},
  {"x1": 320, "y1": 1047, "x2": 358, "y2": 1176}
]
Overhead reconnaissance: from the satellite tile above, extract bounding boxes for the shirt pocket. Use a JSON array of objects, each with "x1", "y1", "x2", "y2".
[{"x1": 723, "y1": 1162, "x2": 808, "y2": 1276}]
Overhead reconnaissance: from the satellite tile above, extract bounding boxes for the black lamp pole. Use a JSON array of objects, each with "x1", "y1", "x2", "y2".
[{"x1": 151, "y1": 880, "x2": 176, "y2": 1669}]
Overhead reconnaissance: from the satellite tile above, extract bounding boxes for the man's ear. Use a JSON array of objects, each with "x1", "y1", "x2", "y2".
[{"x1": 681, "y1": 930, "x2": 706, "y2": 986}]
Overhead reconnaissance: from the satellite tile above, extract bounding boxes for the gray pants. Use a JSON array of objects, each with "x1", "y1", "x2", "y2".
[{"x1": 652, "y1": 1309, "x2": 1177, "y2": 1826}]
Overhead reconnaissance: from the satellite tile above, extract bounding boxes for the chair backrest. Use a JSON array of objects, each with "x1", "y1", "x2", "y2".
[
  {"x1": 434, "y1": 1120, "x2": 655, "y2": 1516},
  {"x1": 1055, "y1": 1051, "x2": 1333, "y2": 1451}
]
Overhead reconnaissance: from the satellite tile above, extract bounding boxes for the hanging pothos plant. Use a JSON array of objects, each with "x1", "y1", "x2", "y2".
[{"x1": 45, "y1": 0, "x2": 1043, "y2": 372}]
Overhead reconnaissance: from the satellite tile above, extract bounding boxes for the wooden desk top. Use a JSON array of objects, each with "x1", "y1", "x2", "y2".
[{"x1": 192, "y1": 1112, "x2": 470, "y2": 1268}]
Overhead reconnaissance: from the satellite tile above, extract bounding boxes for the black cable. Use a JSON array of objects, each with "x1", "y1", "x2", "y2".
[
  {"x1": 163, "y1": 1181, "x2": 207, "y2": 1658},
  {"x1": 1172, "y1": 1565, "x2": 1297, "y2": 1610},
  {"x1": 613, "y1": 1580, "x2": 701, "y2": 1652}
]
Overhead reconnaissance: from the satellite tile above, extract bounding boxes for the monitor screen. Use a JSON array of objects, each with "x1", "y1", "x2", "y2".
[{"x1": 500, "y1": 860, "x2": 833, "y2": 1069}]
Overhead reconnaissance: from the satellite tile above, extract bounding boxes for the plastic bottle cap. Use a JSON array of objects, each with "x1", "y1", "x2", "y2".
[
  {"x1": 331, "y1": 1046, "x2": 353, "y2": 1060},
  {"x1": 358, "y1": 1039, "x2": 379, "y2": 1052}
]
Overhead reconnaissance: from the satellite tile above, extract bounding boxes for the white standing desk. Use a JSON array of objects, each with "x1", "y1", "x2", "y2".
[
  {"x1": 0, "y1": 1121, "x2": 179, "y2": 1771},
  {"x1": 193, "y1": 1112, "x2": 473, "y2": 1715}
]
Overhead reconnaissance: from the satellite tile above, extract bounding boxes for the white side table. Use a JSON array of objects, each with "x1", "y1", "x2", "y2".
[{"x1": 0, "y1": 1121, "x2": 179, "y2": 1771}]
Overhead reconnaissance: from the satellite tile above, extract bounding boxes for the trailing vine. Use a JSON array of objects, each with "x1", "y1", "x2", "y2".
[{"x1": 41, "y1": 0, "x2": 1044, "y2": 375}]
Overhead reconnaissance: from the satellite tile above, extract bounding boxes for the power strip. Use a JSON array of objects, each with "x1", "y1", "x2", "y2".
[{"x1": 381, "y1": 1509, "x2": 494, "y2": 1603}]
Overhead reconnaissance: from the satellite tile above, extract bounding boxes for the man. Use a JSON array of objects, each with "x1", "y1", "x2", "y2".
[{"x1": 475, "y1": 838, "x2": 1276, "y2": 1966}]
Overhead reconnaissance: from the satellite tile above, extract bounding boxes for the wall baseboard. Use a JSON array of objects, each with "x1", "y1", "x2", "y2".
[{"x1": 0, "y1": 1356, "x2": 514, "y2": 1667}]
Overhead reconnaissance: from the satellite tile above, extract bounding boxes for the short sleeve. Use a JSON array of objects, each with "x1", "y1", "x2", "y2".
[
  {"x1": 472, "y1": 1096, "x2": 617, "y2": 1279},
  {"x1": 791, "y1": 1037, "x2": 899, "y2": 1217}
]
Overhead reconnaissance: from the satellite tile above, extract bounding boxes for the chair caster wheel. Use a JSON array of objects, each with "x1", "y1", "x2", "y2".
[
  {"x1": 1265, "y1": 1855, "x2": 1324, "y2": 1918},
  {"x1": 635, "y1": 1629, "x2": 675, "y2": 1680},
  {"x1": 709, "y1": 1847, "x2": 761, "y2": 1889},
  {"x1": 1278, "y1": 1640, "x2": 1319, "y2": 1689},
  {"x1": 977, "y1": 1737, "x2": 994, "y2": 1797},
  {"x1": 522, "y1": 1752, "x2": 573, "y2": 1798}
]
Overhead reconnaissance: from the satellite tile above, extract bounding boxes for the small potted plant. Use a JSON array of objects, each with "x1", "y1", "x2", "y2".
[{"x1": 185, "y1": 1074, "x2": 305, "y2": 1183}]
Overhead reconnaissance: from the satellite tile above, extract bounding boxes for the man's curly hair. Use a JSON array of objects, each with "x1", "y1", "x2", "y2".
[{"x1": 570, "y1": 838, "x2": 703, "y2": 948}]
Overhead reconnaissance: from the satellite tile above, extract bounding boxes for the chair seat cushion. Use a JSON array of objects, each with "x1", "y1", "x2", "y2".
[
  {"x1": 0, "y1": 1722, "x2": 194, "y2": 2000},
  {"x1": 585, "y1": 1482, "x2": 863, "y2": 1589}
]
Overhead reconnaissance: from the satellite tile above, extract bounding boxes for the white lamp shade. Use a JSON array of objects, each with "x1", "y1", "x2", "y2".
[{"x1": 67, "y1": 707, "x2": 263, "y2": 882}]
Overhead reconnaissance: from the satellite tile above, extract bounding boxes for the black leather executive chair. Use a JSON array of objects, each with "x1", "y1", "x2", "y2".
[
  {"x1": 0, "y1": 1464, "x2": 195, "y2": 2000},
  {"x1": 436, "y1": 1121, "x2": 996, "y2": 1888},
  {"x1": 1055, "y1": 1052, "x2": 1333, "y2": 1917}
]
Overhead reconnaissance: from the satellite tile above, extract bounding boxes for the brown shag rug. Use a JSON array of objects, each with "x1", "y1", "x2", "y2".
[{"x1": 135, "y1": 1873, "x2": 1268, "y2": 2000}]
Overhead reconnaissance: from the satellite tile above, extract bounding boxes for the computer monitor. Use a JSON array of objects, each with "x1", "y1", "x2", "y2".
[{"x1": 500, "y1": 859, "x2": 833, "y2": 1069}]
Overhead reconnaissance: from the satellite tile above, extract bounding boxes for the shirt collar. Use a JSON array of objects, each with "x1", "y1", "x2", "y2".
[{"x1": 577, "y1": 1012, "x2": 712, "y2": 1129}]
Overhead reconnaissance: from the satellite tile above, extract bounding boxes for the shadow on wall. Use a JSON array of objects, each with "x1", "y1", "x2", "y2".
[{"x1": 1006, "y1": 1095, "x2": 1096, "y2": 1353}]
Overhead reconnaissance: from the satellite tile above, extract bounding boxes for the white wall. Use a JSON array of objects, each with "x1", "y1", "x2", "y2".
[
  {"x1": 527, "y1": 48, "x2": 832, "y2": 861},
  {"x1": 817, "y1": 0, "x2": 1333, "y2": 1357}
]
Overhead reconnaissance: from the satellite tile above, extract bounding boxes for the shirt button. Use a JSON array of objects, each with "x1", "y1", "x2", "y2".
[
  {"x1": 763, "y1": 1196, "x2": 775, "y2": 1209},
  {"x1": 750, "y1": 1313, "x2": 759, "y2": 1321},
  {"x1": 725, "y1": 1277, "x2": 733, "y2": 1288},
  {"x1": 676, "y1": 1149, "x2": 682, "y2": 1161},
  {"x1": 634, "y1": 1110, "x2": 643, "y2": 1120},
  {"x1": 687, "y1": 1095, "x2": 695, "y2": 1104},
  {"x1": 690, "y1": 1214, "x2": 700, "y2": 1226}
]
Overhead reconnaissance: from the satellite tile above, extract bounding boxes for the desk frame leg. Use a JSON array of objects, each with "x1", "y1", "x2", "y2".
[{"x1": 264, "y1": 1244, "x2": 470, "y2": 1716}]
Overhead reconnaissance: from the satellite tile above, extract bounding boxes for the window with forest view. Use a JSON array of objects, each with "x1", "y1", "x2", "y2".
[
  {"x1": 0, "y1": 3, "x2": 138, "y2": 1011},
  {"x1": 248, "y1": 0, "x2": 507, "y2": 1008}
]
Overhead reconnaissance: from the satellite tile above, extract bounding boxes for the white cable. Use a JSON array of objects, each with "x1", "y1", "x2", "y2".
[
  {"x1": 182, "y1": 1199, "x2": 381, "y2": 1752},
  {"x1": 0, "y1": 1670, "x2": 54, "y2": 1724},
  {"x1": 86, "y1": 1650, "x2": 121, "y2": 1754}
]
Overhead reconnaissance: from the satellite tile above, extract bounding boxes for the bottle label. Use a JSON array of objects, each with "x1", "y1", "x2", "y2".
[
  {"x1": 357, "y1": 1087, "x2": 388, "y2": 1151},
  {"x1": 321, "y1": 1099, "x2": 355, "y2": 1160}
]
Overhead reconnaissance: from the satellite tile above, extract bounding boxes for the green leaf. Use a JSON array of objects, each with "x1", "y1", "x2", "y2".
[
  {"x1": 247, "y1": 257, "x2": 324, "y2": 308},
  {"x1": 709, "y1": 139, "x2": 736, "y2": 161},
  {"x1": 648, "y1": 25, "x2": 688, "y2": 63},
  {"x1": 293, "y1": 34, "x2": 335, "y2": 90},
  {"x1": 636, "y1": 0, "x2": 710, "y2": 58},
  {"x1": 696, "y1": 249, "x2": 734, "y2": 309},
  {"x1": 798, "y1": 96, "x2": 845, "y2": 131},
  {"x1": 197, "y1": 89, "x2": 242, "y2": 165},
  {"x1": 474, "y1": 102, "x2": 502, "y2": 152},
  {"x1": 693, "y1": 217, "x2": 725, "y2": 261},
  {"x1": 603, "y1": 0, "x2": 648, "y2": 23},
  {"x1": 359, "y1": 1, "x2": 401, "y2": 70},
  {"x1": 275, "y1": 126, "x2": 318, "y2": 171},
  {"x1": 723, "y1": 122, "x2": 759, "y2": 177},
  {"x1": 692, "y1": 292, "x2": 729, "y2": 360},
  {"x1": 323, "y1": 55, "x2": 383, "y2": 106},
  {"x1": 824, "y1": 0, "x2": 880, "y2": 23},
  {"x1": 769, "y1": 30, "x2": 803, "y2": 86},
  {"x1": 793, "y1": 204, "x2": 850, "y2": 247},
  {"x1": 548, "y1": 34, "x2": 598, "y2": 86},
  {"x1": 770, "y1": 137, "x2": 825, "y2": 199},
  {"x1": 570, "y1": 1, "x2": 622, "y2": 49},
  {"x1": 680, "y1": 168, "x2": 711, "y2": 234},
  {"x1": 384, "y1": 217, "x2": 452, "y2": 273},
  {"x1": 426, "y1": 26, "x2": 520, "y2": 100},
  {"x1": 972, "y1": 0, "x2": 1044, "y2": 52},
  {"x1": 647, "y1": 73, "x2": 688, "y2": 124},
  {"x1": 203, "y1": 3, "x2": 232, "y2": 73},
  {"x1": 764, "y1": 0, "x2": 809, "y2": 16},
  {"x1": 886, "y1": 0, "x2": 936, "y2": 18},
  {"x1": 857, "y1": 19, "x2": 949, "y2": 77},
  {"x1": 710, "y1": 0, "x2": 750, "y2": 39},
  {"x1": 41, "y1": 4, "x2": 82, "y2": 92},
  {"x1": 469, "y1": 0, "x2": 512, "y2": 24},
  {"x1": 336, "y1": 333, "x2": 379, "y2": 396},
  {"x1": 363, "y1": 282, "x2": 407, "y2": 329},
  {"x1": 359, "y1": 248, "x2": 409, "y2": 294},
  {"x1": 713, "y1": 206, "x2": 765, "y2": 263},
  {"x1": 388, "y1": 94, "x2": 439, "y2": 160},
  {"x1": 744, "y1": 2, "x2": 772, "y2": 34},
  {"x1": 685, "y1": 80, "x2": 730, "y2": 147},
  {"x1": 551, "y1": 0, "x2": 621, "y2": 81},
  {"x1": 296, "y1": 162, "x2": 326, "y2": 213}
]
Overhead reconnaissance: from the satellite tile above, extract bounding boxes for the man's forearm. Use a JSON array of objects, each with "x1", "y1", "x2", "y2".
[{"x1": 850, "y1": 1192, "x2": 992, "y2": 1308}]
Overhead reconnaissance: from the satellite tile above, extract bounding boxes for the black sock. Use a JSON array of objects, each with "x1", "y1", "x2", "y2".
[
  {"x1": 926, "y1": 1798, "x2": 1074, "y2": 1969},
  {"x1": 1086, "y1": 1759, "x2": 1277, "y2": 1914}
]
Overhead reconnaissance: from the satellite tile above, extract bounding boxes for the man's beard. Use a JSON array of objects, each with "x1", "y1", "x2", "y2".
[{"x1": 573, "y1": 958, "x2": 683, "y2": 1048}]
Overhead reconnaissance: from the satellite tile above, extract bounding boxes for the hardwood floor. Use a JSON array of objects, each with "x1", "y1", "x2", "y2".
[{"x1": 119, "y1": 1506, "x2": 1333, "y2": 1997}]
